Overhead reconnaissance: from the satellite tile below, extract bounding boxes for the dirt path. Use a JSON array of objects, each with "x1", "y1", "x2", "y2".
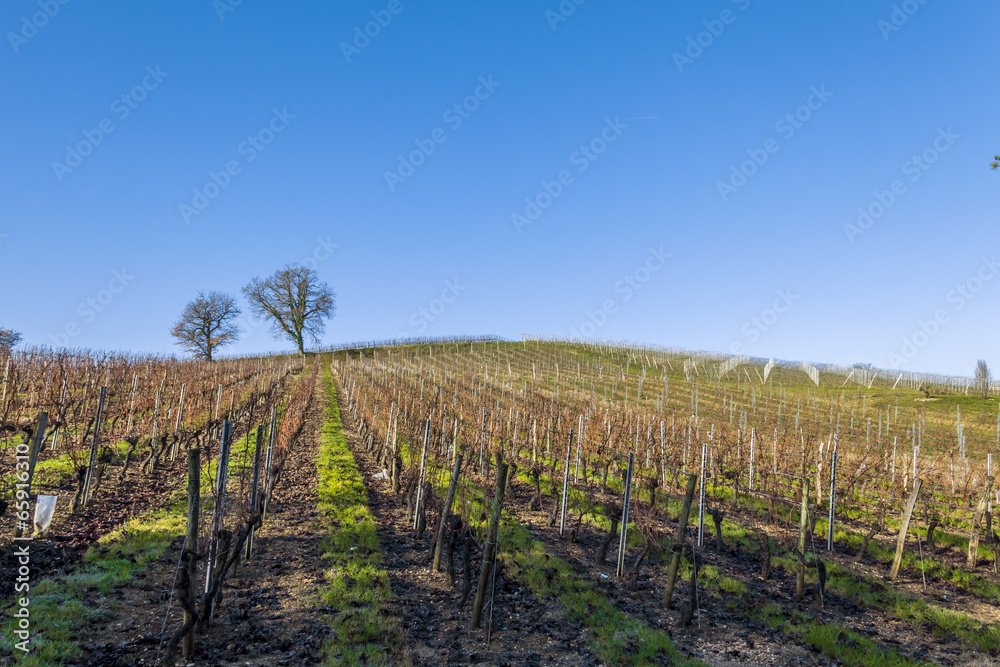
[{"x1": 74, "y1": 382, "x2": 332, "y2": 666}]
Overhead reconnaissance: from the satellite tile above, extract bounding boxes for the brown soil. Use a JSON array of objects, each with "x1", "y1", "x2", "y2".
[{"x1": 0, "y1": 446, "x2": 190, "y2": 601}]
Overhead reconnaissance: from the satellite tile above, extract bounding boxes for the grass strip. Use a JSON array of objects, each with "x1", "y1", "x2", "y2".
[
  {"x1": 318, "y1": 367, "x2": 406, "y2": 666},
  {"x1": 754, "y1": 602, "x2": 929, "y2": 667}
]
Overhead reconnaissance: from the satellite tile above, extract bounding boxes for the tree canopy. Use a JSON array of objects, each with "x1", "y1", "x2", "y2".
[
  {"x1": 242, "y1": 265, "x2": 336, "y2": 355},
  {"x1": 0, "y1": 327, "x2": 21, "y2": 351},
  {"x1": 170, "y1": 291, "x2": 241, "y2": 361}
]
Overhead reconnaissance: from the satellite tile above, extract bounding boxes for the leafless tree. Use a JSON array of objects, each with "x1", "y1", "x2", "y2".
[
  {"x1": 0, "y1": 327, "x2": 21, "y2": 350},
  {"x1": 242, "y1": 265, "x2": 336, "y2": 355},
  {"x1": 170, "y1": 291, "x2": 241, "y2": 361},
  {"x1": 976, "y1": 359, "x2": 991, "y2": 400}
]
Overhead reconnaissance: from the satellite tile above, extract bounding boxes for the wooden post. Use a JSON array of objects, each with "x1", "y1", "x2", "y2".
[
  {"x1": 662, "y1": 473, "x2": 697, "y2": 608},
  {"x1": 0, "y1": 358, "x2": 8, "y2": 407},
  {"x1": 748, "y1": 427, "x2": 755, "y2": 491},
  {"x1": 889, "y1": 478, "x2": 922, "y2": 579},
  {"x1": 968, "y1": 475, "x2": 995, "y2": 568},
  {"x1": 171, "y1": 383, "x2": 186, "y2": 461},
  {"x1": 245, "y1": 425, "x2": 265, "y2": 560},
  {"x1": 432, "y1": 453, "x2": 463, "y2": 572},
  {"x1": 616, "y1": 453, "x2": 635, "y2": 578},
  {"x1": 16, "y1": 411, "x2": 48, "y2": 538},
  {"x1": 24, "y1": 411, "x2": 47, "y2": 497},
  {"x1": 796, "y1": 477, "x2": 809, "y2": 596},
  {"x1": 82, "y1": 387, "x2": 108, "y2": 506},
  {"x1": 472, "y1": 462, "x2": 508, "y2": 629},
  {"x1": 559, "y1": 429, "x2": 574, "y2": 536},
  {"x1": 183, "y1": 448, "x2": 200, "y2": 660}
]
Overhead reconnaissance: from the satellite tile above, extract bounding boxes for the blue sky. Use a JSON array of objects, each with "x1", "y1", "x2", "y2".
[{"x1": 2, "y1": 0, "x2": 998, "y2": 375}]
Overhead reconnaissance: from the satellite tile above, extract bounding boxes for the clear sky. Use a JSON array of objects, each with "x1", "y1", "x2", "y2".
[{"x1": 2, "y1": 1, "x2": 998, "y2": 375}]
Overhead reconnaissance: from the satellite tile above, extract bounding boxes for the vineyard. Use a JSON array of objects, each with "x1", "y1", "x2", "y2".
[{"x1": 2, "y1": 339, "x2": 1000, "y2": 665}]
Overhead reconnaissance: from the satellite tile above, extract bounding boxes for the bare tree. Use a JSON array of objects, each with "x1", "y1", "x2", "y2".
[
  {"x1": 976, "y1": 359, "x2": 991, "y2": 400},
  {"x1": 242, "y1": 265, "x2": 335, "y2": 356},
  {"x1": 170, "y1": 292, "x2": 241, "y2": 361},
  {"x1": 0, "y1": 327, "x2": 21, "y2": 351}
]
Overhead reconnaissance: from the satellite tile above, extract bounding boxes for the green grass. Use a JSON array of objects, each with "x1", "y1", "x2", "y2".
[
  {"x1": 754, "y1": 603, "x2": 929, "y2": 667},
  {"x1": 318, "y1": 367, "x2": 406, "y2": 666},
  {"x1": 497, "y1": 515, "x2": 703, "y2": 666},
  {"x1": 770, "y1": 550, "x2": 1000, "y2": 655},
  {"x1": 0, "y1": 483, "x2": 196, "y2": 665}
]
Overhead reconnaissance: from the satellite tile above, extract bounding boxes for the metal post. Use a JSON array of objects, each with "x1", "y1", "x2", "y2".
[
  {"x1": 413, "y1": 419, "x2": 431, "y2": 530},
  {"x1": 660, "y1": 420, "x2": 667, "y2": 487},
  {"x1": 478, "y1": 406, "x2": 487, "y2": 476},
  {"x1": 827, "y1": 445, "x2": 838, "y2": 551},
  {"x1": 50, "y1": 378, "x2": 67, "y2": 452},
  {"x1": 262, "y1": 406, "x2": 277, "y2": 521},
  {"x1": 574, "y1": 414, "x2": 583, "y2": 482},
  {"x1": 126, "y1": 373, "x2": 138, "y2": 432},
  {"x1": 559, "y1": 428, "x2": 574, "y2": 535},
  {"x1": 171, "y1": 383, "x2": 186, "y2": 461},
  {"x1": 205, "y1": 421, "x2": 233, "y2": 603},
  {"x1": 616, "y1": 453, "x2": 635, "y2": 578},
  {"x1": 245, "y1": 425, "x2": 265, "y2": 559},
  {"x1": 697, "y1": 442, "x2": 708, "y2": 547}
]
